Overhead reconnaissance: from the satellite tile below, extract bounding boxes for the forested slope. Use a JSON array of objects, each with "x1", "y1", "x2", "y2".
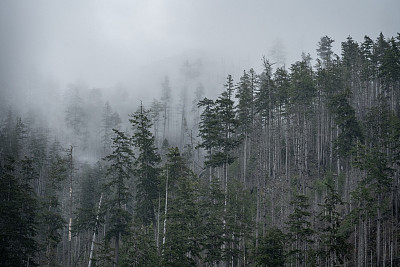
[{"x1": 1, "y1": 33, "x2": 399, "y2": 266}]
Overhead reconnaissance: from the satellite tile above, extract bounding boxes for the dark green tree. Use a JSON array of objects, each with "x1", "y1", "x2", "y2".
[
  {"x1": 317, "y1": 36, "x2": 335, "y2": 68},
  {"x1": 202, "y1": 177, "x2": 226, "y2": 265},
  {"x1": 161, "y1": 147, "x2": 203, "y2": 266},
  {"x1": 286, "y1": 193, "x2": 315, "y2": 267},
  {"x1": 36, "y1": 153, "x2": 67, "y2": 266},
  {"x1": 197, "y1": 97, "x2": 220, "y2": 168},
  {"x1": 0, "y1": 156, "x2": 38, "y2": 266},
  {"x1": 255, "y1": 227, "x2": 285, "y2": 267},
  {"x1": 130, "y1": 103, "x2": 161, "y2": 226},
  {"x1": 120, "y1": 223, "x2": 160, "y2": 267},
  {"x1": 255, "y1": 58, "x2": 276, "y2": 122},
  {"x1": 328, "y1": 88, "x2": 364, "y2": 156},
  {"x1": 104, "y1": 129, "x2": 135, "y2": 267},
  {"x1": 318, "y1": 180, "x2": 348, "y2": 266},
  {"x1": 289, "y1": 59, "x2": 316, "y2": 109},
  {"x1": 236, "y1": 70, "x2": 255, "y2": 133}
]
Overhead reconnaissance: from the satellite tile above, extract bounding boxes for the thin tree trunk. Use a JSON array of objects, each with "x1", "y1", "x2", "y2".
[
  {"x1": 88, "y1": 193, "x2": 103, "y2": 267},
  {"x1": 114, "y1": 233, "x2": 119, "y2": 267},
  {"x1": 162, "y1": 168, "x2": 169, "y2": 249}
]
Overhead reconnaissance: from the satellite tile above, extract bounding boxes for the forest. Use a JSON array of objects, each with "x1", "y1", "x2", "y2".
[{"x1": 1, "y1": 33, "x2": 400, "y2": 267}]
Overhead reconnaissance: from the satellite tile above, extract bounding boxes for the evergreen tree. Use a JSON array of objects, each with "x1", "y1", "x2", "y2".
[
  {"x1": 318, "y1": 180, "x2": 348, "y2": 266},
  {"x1": 101, "y1": 101, "x2": 121, "y2": 156},
  {"x1": 236, "y1": 70, "x2": 255, "y2": 133},
  {"x1": 120, "y1": 223, "x2": 160, "y2": 267},
  {"x1": 255, "y1": 227, "x2": 285, "y2": 267},
  {"x1": 317, "y1": 36, "x2": 335, "y2": 68},
  {"x1": 104, "y1": 129, "x2": 135, "y2": 267},
  {"x1": 0, "y1": 156, "x2": 38, "y2": 266},
  {"x1": 130, "y1": 103, "x2": 161, "y2": 226},
  {"x1": 286, "y1": 192, "x2": 315, "y2": 267},
  {"x1": 328, "y1": 88, "x2": 364, "y2": 156},
  {"x1": 36, "y1": 154, "x2": 67, "y2": 266},
  {"x1": 202, "y1": 177, "x2": 226, "y2": 265},
  {"x1": 161, "y1": 147, "x2": 202, "y2": 266},
  {"x1": 255, "y1": 58, "x2": 276, "y2": 122},
  {"x1": 197, "y1": 97, "x2": 220, "y2": 168}
]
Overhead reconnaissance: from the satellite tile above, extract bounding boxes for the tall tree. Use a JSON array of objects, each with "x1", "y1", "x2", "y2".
[
  {"x1": 286, "y1": 192, "x2": 315, "y2": 267},
  {"x1": 317, "y1": 36, "x2": 335, "y2": 68},
  {"x1": 161, "y1": 147, "x2": 202, "y2": 266},
  {"x1": 130, "y1": 103, "x2": 161, "y2": 226},
  {"x1": 104, "y1": 129, "x2": 134, "y2": 267},
  {"x1": 101, "y1": 101, "x2": 121, "y2": 156}
]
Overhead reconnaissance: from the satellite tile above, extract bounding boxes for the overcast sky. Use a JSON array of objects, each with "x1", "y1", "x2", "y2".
[{"x1": 1, "y1": 0, "x2": 399, "y2": 92}]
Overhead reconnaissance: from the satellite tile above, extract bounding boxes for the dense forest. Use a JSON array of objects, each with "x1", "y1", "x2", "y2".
[{"x1": 1, "y1": 33, "x2": 400, "y2": 267}]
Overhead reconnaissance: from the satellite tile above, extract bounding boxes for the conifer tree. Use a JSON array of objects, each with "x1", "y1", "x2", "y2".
[
  {"x1": 255, "y1": 227, "x2": 285, "y2": 267},
  {"x1": 318, "y1": 181, "x2": 348, "y2": 266},
  {"x1": 0, "y1": 156, "x2": 38, "y2": 266},
  {"x1": 286, "y1": 192, "x2": 315, "y2": 267},
  {"x1": 161, "y1": 147, "x2": 202, "y2": 266},
  {"x1": 104, "y1": 129, "x2": 134, "y2": 267},
  {"x1": 130, "y1": 103, "x2": 161, "y2": 226},
  {"x1": 37, "y1": 154, "x2": 67, "y2": 266}
]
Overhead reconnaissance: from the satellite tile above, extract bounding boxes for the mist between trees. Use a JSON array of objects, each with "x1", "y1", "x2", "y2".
[{"x1": 1, "y1": 33, "x2": 400, "y2": 267}]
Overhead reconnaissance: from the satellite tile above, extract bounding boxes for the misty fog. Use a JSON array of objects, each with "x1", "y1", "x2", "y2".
[
  {"x1": 1, "y1": 1, "x2": 400, "y2": 266},
  {"x1": 1, "y1": 0, "x2": 398, "y2": 162}
]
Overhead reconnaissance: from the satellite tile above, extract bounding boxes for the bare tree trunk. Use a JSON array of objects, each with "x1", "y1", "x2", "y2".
[
  {"x1": 162, "y1": 168, "x2": 169, "y2": 249},
  {"x1": 114, "y1": 233, "x2": 119, "y2": 267},
  {"x1": 88, "y1": 193, "x2": 103, "y2": 267}
]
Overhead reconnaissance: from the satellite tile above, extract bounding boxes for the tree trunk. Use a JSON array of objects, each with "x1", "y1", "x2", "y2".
[{"x1": 88, "y1": 193, "x2": 103, "y2": 267}]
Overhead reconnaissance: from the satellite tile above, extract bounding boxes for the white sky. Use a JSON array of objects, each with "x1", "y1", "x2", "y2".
[{"x1": 1, "y1": 0, "x2": 399, "y2": 90}]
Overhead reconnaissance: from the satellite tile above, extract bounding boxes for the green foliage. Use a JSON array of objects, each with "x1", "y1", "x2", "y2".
[
  {"x1": 74, "y1": 163, "x2": 105, "y2": 233},
  {"x1": 236, "y1": 70, "x2": 256, "y2": 132},
  {"x1": 159, "y1": 148, "x2": 202, "y2": 266},
  {"x1": 93, "y1": 239, "x2": 115, "y2": 267},
  {"x1": 104, "y1": 129, "x2": 134, "y2": 240},
  {"x1": 198, "y1": 75, "x2": 240, "y2": 167},
  {"x1": 317, "y1": 35, "x2": 335, "y2": 67},
  {"x1": 225, "y1": 179, "x2": 255, "y2": 264},
  {"x1": 130, "y1": 104, "x2": 161, "y2": 226},
  {"x1": 120, "y1": 224, "x2": 160, "y2": 267},
  {"x1": 318, "y1": 182, "x2": 349, "y2": 265},
  {"x1": 36, "y1": 154, "x2": 67, "y2": 265},
  {"x1": 273, "y1": 67, "x2": 290, "y2": 108},
  {"x1": 0, "y1": 156, "x2": 38, "y2": 266},
  {"x1": 255, "y1": 227, "x2": 285, "y2": 267},
  {"x1": 255, "y1": 59, "x2": 276, "y2": 122},
  {"x1": 289, "y1": 58, "x2": 316, "y2": 108},
  {"x1": 286, "y1": 192, "x2": 314, "y2": 266},
  {"x1": 202, "y1": 177, "x2": 226, "y2": 265},
  {"x1": 329, "y1": 88, "x2": 364, "y2": 156}
]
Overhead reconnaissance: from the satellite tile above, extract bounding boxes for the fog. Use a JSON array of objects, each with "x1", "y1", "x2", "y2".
[{"x1": 0, "y1": 0, "x2": 399, "y2": 159}]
